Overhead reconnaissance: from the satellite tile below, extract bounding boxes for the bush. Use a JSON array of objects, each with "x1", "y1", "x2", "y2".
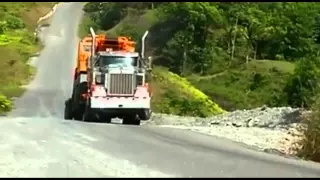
[
  {"x1": 0, "y1": 21, "x2": 7, "y2": 34},
  {"x1": 285, "y1": 56, "x2": 320, "y2": 108},
  {"x1": 0, "y1": 93, "x2": 12, "y2": 113},
  {"x1": 297, "y1": 94, "x2": 320, "y2": 162},
  {"x1": 151, "y1": 67, "x2": 225, "y2": 117},
  {"x1": 5, "y1": 14, "x2": 25, "y2": 29}
]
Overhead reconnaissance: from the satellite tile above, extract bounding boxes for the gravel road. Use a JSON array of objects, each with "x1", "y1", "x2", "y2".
[{"x1": 2, "y1": 2, "x2": 320, "y2": 177}]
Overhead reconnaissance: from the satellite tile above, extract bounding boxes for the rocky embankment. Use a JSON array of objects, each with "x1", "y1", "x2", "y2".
[{"x1": 144, "y1": 106, "x2": 307, "y2": 157}]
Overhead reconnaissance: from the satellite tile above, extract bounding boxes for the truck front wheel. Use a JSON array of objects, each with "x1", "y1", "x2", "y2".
[
  {"x1": 123, "y1": 114, "x2": 141, "y2": 125},
  {"x1": 99, "y1": 114, "x2": 112, "y2": 123},
  {"x1": 82, "y1": 101, "x2": 97, "y2": 122},
  {"x1": 138, "y1": 109, "x2": 152, "y2": 121},
  {"x1": 73, "y1": 106, "x2": 84, "y2": 120}
]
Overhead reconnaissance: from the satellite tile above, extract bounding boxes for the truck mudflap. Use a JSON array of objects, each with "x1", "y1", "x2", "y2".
[{"x1": 90, "y1": 96, "x2": 151, "y2": 109}]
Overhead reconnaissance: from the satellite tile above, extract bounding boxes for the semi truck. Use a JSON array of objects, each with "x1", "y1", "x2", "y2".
[{"x1": 64, "y1": 27, "x2": 152, "y2": 125}]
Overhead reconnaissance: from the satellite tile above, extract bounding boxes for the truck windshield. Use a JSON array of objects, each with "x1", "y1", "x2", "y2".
[{"x1": 98, "y1": 56, "x2": 137, "y2": 67}]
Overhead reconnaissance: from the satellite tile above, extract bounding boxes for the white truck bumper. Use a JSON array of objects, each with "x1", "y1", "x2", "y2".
[{"x1": 90, "y1": 97, "x2": 150, "y2": 109}]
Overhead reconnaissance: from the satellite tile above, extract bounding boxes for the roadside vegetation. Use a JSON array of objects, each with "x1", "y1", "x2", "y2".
[
  {"x1": 79, "y1": 2, "x2": 320, "y2": 161},
  {"x1": 0, "y1": 2, "x2": 55, "y2": 115},
  {"x1": 298, "y1": 95, "x2": 320, "y2": 162},
  {"x1": 296, "y1": 57, "x2": 320, "y2": 162}
]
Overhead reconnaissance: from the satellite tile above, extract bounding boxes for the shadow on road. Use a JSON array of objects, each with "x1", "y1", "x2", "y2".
[{"x1": 65, "y1": 115, "x2": 140, "y2": 126}]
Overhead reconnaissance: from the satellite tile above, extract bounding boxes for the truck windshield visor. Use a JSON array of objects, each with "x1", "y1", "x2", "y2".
[{"x1": 99, "y1": 56, "x2": 137, "y2": 67}]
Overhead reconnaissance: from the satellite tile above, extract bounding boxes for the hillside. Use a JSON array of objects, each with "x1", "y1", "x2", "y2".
[
  {"x1": 0, "y1": 2, "x2": 56, "y2": 114},
  {"x1": 188, "y1": 60, "x2": 295, "y2": 110},
  {"x1": 79, "y1": 2, "x2": 320, "y2": 115}
]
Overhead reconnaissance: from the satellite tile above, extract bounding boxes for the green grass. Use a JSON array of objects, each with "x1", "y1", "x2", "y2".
[
  {"x1": 0, "y1": 2, "x2": 55, "y2": 114},
  {"x1": 188, "y1": 60, "x2": 295, "y2": 110},
  {"x1": 151, "y1": 67, "x2": 225, "y2": 117},
  {"x1": 0, "y1": 35, "x2": 21, "y2": 45},
  {"x1": 107, "y1": 9, "x2": 158, "y2": 37},
  {"x1": 245, "y1": 60, "x2": 295, "y2": 74}
]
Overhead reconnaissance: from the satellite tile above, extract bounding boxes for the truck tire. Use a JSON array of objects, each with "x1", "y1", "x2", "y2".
[
  {"x1": 82, "y1": 108, "x2": 94, "y2": 122},
  {"x1": 99, "y1": 114, "x2": 112, "y2": 123},
  {"x1": 73, "y1": 107, "x2": 84, "y2": 120},
  {"x1": 72, "y1": 80, "x2": 87, "y2": 121},
  {"x1": 82, "y1": 101, "x2": 97, "y2": 122},
  {"x1": 123, "y1": 114, "x2": 141, "y2": 125},
  {"x1": 138, "y1": 109, "x2": 152, "y2": 120},
  {"x1": 64, "y1": 99, "x2": 73, "y2": 120}
]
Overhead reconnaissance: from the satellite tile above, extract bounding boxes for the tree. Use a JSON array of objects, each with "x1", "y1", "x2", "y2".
[{"x1": 286, "y1": 56, "x2": 320, "y2": 107}]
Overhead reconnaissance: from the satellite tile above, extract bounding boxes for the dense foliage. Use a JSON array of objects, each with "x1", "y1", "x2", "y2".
[{"x1": 82, "y1": 2, "x2": 320, "y2": 110}]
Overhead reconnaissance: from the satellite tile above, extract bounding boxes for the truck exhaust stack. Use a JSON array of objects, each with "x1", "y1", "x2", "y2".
[{"x1": 141, "y1": 31, "x2": 149, "y2": 59}]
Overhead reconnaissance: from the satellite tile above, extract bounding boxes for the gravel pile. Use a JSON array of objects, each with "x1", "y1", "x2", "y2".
[
  {"x1": 146, "y1": 106, "x2": 304, "y2": 129},
  {"x1": 144, "y1": 106, "x2": 307, "y2": 156},
  {"x1": 208, "y1": 106, "x2": 303, "y2": 129}
]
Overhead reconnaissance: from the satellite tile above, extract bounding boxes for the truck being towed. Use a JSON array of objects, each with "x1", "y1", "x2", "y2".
[{"x1": 64, "y1": 27, "x2": 152, "y2": 125}]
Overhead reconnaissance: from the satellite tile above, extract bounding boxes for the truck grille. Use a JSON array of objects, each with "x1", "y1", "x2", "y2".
[{"x1": 108, "y1": 74, "x2": 134, "y2": 95}]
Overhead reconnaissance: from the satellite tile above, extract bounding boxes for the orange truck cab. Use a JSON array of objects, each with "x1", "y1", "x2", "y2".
[
  {"x1": 74, "y1": 35, "x2": 136, "y2": 80},
  {"x1": 65, "y1": 28, "x2": 152, "y2": 125}
]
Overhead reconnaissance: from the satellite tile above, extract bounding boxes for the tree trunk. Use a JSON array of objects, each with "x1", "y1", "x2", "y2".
[
  {"x1": 182, "y1": 46, "x2": 187, "y2": 75},
  {"x1": 231, "y1": 15, "x2": 239, "y2": 63},
  {"x1": 246, "y1": 54, "x2": 249, "y2": 64},
  {"x1": 254, "y1": 43, "x2": 258, "y2": 60},
  {"x1": 246, "y1": 42, "x2": 250, "y2": 64}
]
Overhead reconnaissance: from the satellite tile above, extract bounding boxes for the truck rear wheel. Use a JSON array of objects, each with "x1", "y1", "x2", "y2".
[{"x1": 123, "y1": 114, "x2": 141, "y2": 125}]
